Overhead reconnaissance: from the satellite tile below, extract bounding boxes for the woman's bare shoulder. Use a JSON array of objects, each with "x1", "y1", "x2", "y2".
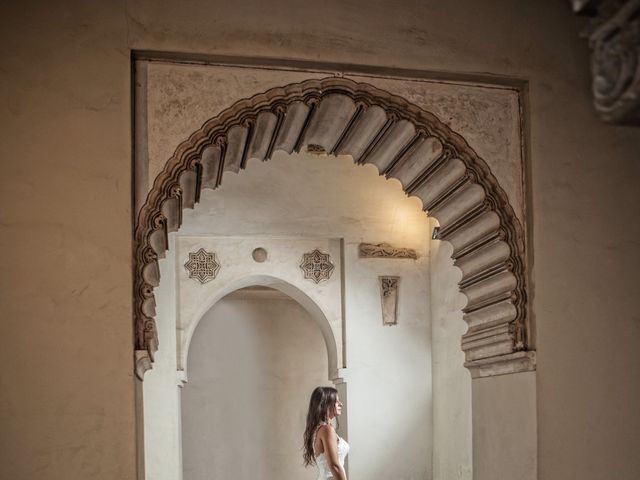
[{"x1": 316, "y1": 424, "x2": 336, "y2": 439}]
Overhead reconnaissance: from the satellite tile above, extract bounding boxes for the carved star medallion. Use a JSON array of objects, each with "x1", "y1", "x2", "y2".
[
  {"x1": 300, "y1": 249, "x2": 335, "y2": 284},
  {"x1": 184, "y1": 248, "x2": 220, "y2": 284}
]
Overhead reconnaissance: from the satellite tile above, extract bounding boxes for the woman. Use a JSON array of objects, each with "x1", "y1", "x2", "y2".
[{"x1": 303, "y1": 386, "x2": 350, "y2": 480}]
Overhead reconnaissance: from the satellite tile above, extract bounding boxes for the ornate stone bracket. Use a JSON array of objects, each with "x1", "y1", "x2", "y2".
[
  {"x1": 133, "y1": 77, "x2": 533, "y2": 380},
  {"x1": 572, "y1": 0, "x2": 640, "y2": 124}
]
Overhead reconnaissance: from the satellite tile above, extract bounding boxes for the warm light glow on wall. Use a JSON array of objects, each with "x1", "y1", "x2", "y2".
[{"x1": 387, "y1": 198, "x2": 430, "y2": 244}]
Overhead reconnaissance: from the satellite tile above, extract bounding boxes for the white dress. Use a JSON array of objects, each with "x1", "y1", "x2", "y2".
[{"x1": 314, "y1": 429, "x2": 350, "y2": 479}]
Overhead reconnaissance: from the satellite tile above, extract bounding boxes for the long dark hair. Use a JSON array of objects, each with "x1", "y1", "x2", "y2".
[{"x1": 302, "y1": 386, "x2": 339, "y2": 467}]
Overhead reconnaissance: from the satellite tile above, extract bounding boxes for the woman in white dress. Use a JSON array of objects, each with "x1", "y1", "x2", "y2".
[{"x1": 303, "y1": 386, "x2": 350, "y2": 480}]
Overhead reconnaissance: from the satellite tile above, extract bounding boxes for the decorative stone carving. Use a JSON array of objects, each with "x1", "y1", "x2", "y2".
[
  {"x1": 380, "y1": 276, "x2": 400, "y2": 325},
  {"x1": 184, "y1": 248, "x2": 220, "y2": 283},
  {"x1": 133, "y1": 77, "x2": 532, "y2": 380},
  {"x1": 359, "y1": 242, "x2": 418, "y2": 259},
  {"x1": 300, "y1": 249, "x2": 335, "y2": 283},
  {"x1": 572, "y1": 0, "x2": 640, "y2": 124}
]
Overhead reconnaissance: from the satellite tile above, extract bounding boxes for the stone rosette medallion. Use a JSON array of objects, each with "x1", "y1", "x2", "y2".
[
  {"x1": 184, "y1": 248, "x2": 220, "y2": 284},
  {"x1": 300, "y1": 249, "x2": 335, "y2": 283}
]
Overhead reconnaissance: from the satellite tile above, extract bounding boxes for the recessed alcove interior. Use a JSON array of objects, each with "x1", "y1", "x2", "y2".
[
  {"x1": 141, "y1": 150, "x2": 472, "y2": 480},
  {"x1": 182, "y1": 285, "x2": 329, "y2": 480}
]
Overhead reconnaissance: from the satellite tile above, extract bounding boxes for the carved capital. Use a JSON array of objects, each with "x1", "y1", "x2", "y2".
[{"x1": 135, "y1": 350, "x2": 153, "y2": 381}]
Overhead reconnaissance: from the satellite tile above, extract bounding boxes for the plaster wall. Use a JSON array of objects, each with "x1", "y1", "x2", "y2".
[
  {"x1": 181, "y1": 292, "x2": 327, "y2": 480},
  {"x1": 142, "y1": 235, "x2": 183, "y2": 480},
  {"x1": 430, "y1": 237, "x2": 473, "y2": 480},
  {"x1": 472, "y1": 372, "x2": 537, "y2": 480},
  {"x1": 2, "y1": 1, "x2": 639, "y2": 480}
]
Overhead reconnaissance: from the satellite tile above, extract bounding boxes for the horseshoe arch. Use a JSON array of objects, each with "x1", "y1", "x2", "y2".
[{"x1": 133, "y1": 77, "x2": 534, "y2": 380}]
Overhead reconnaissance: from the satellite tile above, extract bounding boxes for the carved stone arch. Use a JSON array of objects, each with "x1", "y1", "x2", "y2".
[{"x1": 134, "y1": 77, "x2": 533, "y2": 379}]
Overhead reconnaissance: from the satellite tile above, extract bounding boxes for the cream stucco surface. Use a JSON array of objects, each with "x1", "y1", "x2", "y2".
[
  {"x1": 182, "y1": 292, "x2": 327, "y2": 480},
  {"x1": 430, "y1": 237, "x2": 473, "y2": 480},
  {"x1": 143, "y1": 235, "x2": 182, "y2": 480},
  {"x1": 472, "y1": 372, "x2": 537, "y2": 480},
  {"x1": 1, "y1": 1, "x2": 639, "y2": 480}
]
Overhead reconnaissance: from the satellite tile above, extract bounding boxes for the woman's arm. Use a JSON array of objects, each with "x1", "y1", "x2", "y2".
[{"x1": 318, "y1": 425, "x2": 347, "y2": 480}]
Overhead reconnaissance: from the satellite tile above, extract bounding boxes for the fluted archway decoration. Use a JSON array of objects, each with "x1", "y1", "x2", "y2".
[{"x1": 133, "y1": 77, "x2": 533, "y2": 379}]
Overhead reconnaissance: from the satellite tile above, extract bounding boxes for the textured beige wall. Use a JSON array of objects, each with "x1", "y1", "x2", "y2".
[
  {"x1": 473, "y1": 372, "x2": 537, "y2": 480},
  {"x1": 0, "y1": 2, "x2": 136, "y2": 479},
  {"x1": 1, "y1": 1, "x2": 639, "y2": 480}
]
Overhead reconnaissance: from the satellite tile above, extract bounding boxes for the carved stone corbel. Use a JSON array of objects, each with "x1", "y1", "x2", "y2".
[{"x1": 572, "y1": 0, "x2": 640, "y2": 124}]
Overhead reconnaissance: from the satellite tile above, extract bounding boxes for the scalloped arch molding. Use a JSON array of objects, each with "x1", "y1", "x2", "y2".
[{"x1": 134, "y1": 77, "x2": 535, "y2": 379}]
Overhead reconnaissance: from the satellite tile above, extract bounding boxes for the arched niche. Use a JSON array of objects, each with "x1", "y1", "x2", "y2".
[
  {"x1": 181, "y1": 274, "x2": 341, "y2": 382},
  {"x1": 133, "y1": 76, "x2": 535, "y2": 380}
]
